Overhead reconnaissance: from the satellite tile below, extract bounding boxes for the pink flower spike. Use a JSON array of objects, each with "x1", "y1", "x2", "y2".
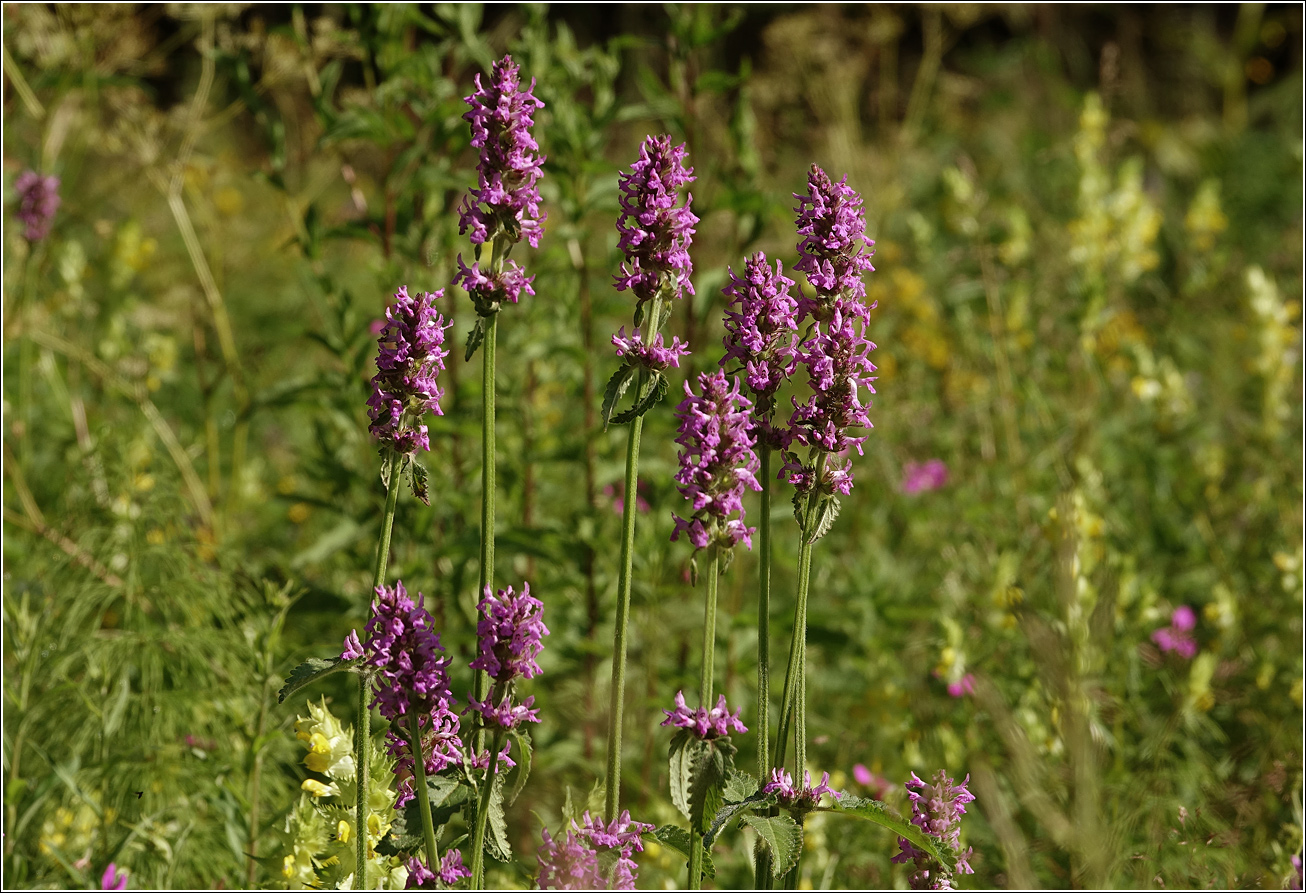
[
  {"x1": 853, "y1": 763, "x2": 873, "y2": 786},
  {"x1": 1171, "y1": 605, "x2": 1196, "y2": 631}
]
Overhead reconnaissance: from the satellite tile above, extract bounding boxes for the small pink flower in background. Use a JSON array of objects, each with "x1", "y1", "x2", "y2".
[
  {"x1": 369, "y1": 318, "x2": 387, "y2": 336},
  {"x1": 901, "y1": 459, "x2": 948, "y2": 494},
  {"x1": 946, "y1": 673, "x2": 975, "y2": 698},
  {"x1": 1151, "y1": 605, "x2": 1198, "y2": 659},
  {"x1": 603, "y1": 480, "x2": 651, "y2": 516},
  {"x1": 101, "y1": 863, "x2": 128, "y2": 891},
  {"x1": 852, "y1": 763, "x2": 892, "y2": 800}
]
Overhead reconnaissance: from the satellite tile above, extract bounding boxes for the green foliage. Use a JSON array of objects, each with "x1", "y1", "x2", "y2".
[{"x1": 3, "y1": 4, "x2": 1301, "y2": 890}]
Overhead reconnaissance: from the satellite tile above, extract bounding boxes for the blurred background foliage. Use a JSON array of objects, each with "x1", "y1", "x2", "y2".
[{"x1": 2, "y1": 3, "x2": 1302, "y2": 889}]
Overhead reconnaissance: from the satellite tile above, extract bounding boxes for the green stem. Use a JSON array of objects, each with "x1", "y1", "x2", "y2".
[
  {"x1": 754, "y1": 449, "x2": 774, "y2": 889},
  {"x1": 698, "y1": 554, "x2": 720, "y2": 705},
  {"x1": 756, "y1": 445, "x2": 772, "y2": 775},
  {"x1": 783, "y1": 813, "x2": 806, "y2": 889},
  {"x1": 356, "y1": 450, "x2": 400, "y2": 890},
  {"x1": 473, "y1": 312, "x2": 498, "y2": 753},
  {"x1": 688, "y1": 553, "x2": 721, "y2": 891},
  {"x1": 603, "y1": 409, "x2": 643, "y2": 821},
  {"x1": 469, "y1": 726, "x2": 507, "y2": 889},
  {"x1": 408, "y1": 711, "x2": 441, "y2": 874}
]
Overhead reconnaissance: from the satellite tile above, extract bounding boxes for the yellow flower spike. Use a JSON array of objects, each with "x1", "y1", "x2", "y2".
[
  {"x1": 301, "y1": 778, "x2": 334, "y2": 798},
  {"x1": 337, "y1": 819, "x2": 351, "y2": 845},
  {"x1": 368, "y1": 813, "x2": 382, "y2": 837},
  {"x1": 282, "y1": 854, "x2": 296, "y2": 878},
  {"x1": 305, "y1": 751, "x2": 331, "y2": 774},
  {"x1": 309, "y1": 732, "x2": 331, "y2": 754}
]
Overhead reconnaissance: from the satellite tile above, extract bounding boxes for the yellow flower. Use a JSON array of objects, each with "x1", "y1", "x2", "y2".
[{"x1": 301, "y1": 778, "x2": 337, "y2": 798}]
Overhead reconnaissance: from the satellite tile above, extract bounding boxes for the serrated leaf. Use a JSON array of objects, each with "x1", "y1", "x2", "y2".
[
  {"x1": 726, "y1": 768, "x2": 761, "y2": 804},
  {"x1": 741, "y1": 813, "x2": 803, "y2": 880},
  {"x1": 705, "y1": 791, "x2": 773, "y2": 847},
  {"x1": 688, "y1": 740, "x2": 729, "y2": 835},
  {"x1": 277, "y1": 657, "x2": 355, "y2": 704},
  {"x1": 485, "y1": 772, "x2": 511, "y2": 862},
  {"x1": 633, "y1": 302, "x2": 645, "y2": 327},
  {"x1": 792, "y1": 487, "x2": 807, "y2": 531},
  {"x1": 409, "y1": 460, "x2": 430, "y2": 506},
  {"x1": 379, "y1": 775, "x2": 469, "y2": 857},
  {"x1": 375, "y1": 806, "x2": 421, "y2": 857},
  {"x1": 601, "y1": 363, "x2": 637, "y2": 428},
  {"x1": 427, "y1": 777, "x2": 474, "y2": 828},
  {"x1": 609, "y1": 371, "x2": 668, "y2": 426},
  {"x1": 651, "y1": 825, "x2": 716, "y2": 880},
  {"x1": 503, "y1": 731, "x2": 532, "y2": 806},
  {"x1": 668, "y1": 728, "x2": 695, "y2": 821},
  {"x1": 822, "y1": 795, "x2": 953, "y2": 871},
  {"x1": 806, "y1": 494, "x2": 841, "y2": 543},
  {"x1": 465, "y1": 318, "x2": 485, "y2": 361}
]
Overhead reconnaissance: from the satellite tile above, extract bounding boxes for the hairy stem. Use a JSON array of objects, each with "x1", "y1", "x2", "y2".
[
  {"x1": 756, "y1": 445, "x2": 772, "y2": 774},
  {"x1": 356, "y1": 450, "x2": 401, "y2": 890},
  {"x1": 408, "y1": 711, "x2": 441, "y2": 875},
  {"x1": 699, "y1": 554, "x2": 720, "y2": 705},
  {"x1": 469, "y1": 726, "x2": 507, "y2": 889},
  {"x1": 473, "y1": 311, "x2": 498, "y2": 752},
  {"x1": 604, "y1": 408, "x2": 643, "y2": 821}
]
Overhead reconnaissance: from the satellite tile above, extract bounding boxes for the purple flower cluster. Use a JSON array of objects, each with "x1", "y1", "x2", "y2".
[
  {"x1": 1151, "y1": 605, "x2": 1198, "y2": 659},
  {"x1": 458, "y1": 54, "x2": 545, "y2": 249},
  {"x1": 720, "y1": 252, "x2": 801, "y2": 449},
  {"x1": 892, "y1": 770, "x2": 976, "y2": 890},
  {"x1": 611, "y1": 326, "x2": 691, "y2": 373},
  {"x1": 614, "y1": 135, "x2": 698, "y2": 307},
  {"x1": 660, "y1": 690, "x2": 747, "y2": 739},
  {"x1": 452, "y1": 254, "x2": 536, "y2": 316},
  {"x1": 671, "y1": 370, "x2": 762, "y2": 552},
  {"x1": 405, "y1": 850, "x2": 470, "y2": 888},
  {"x1": 764, "y1": 768, "x2": 841, "y2": 809},
  {"x1": 367, "y1": 287, "x2": 451, "y2": 455},
  {"x1": 793, "y1": 164, "x2": 875, "y2": 321},
  {"x1": 355, "y1": 581, "x2": 461, "y2": 807},
  {"x1": 788, "y1": 304, "x2": 877, "y2": 463},
  {"x1": 467, "y1": 691, "x2": 539, "y2": 730},
  {"x1": 902, "y1": 459, "x2": 949, "y2": 495},
  {"x1": 14, "y1": 170, "x2": 60, "y2": 242},
  {"x1": 100, "y1": 863, "x2": 128, "y2": 891},
  {"x1": 537, "y1": 811, "x2": 653, "y2": 891},
  {"x1": 470, "y1": 584, "x2": 549, "y2": 682},
  {"x1": 784, "y1": 166, "x2": 878, "y2": 498}
]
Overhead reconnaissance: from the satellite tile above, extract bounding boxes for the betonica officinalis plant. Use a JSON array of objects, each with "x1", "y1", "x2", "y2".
[{"x1": 19, "y1": 8, "x2": 1297, "y2": 892}]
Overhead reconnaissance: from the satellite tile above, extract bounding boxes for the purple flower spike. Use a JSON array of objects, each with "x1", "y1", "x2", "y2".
[
  {"x1": 470, "y1": 583, "x2": 549, "y2": 683},
  {"x1": 14, "y1": 170, "x2": 60, "y2": 242},
  {"x1": 892, "y1": 770, "x2": 976, "y2": 890},
  {"x1": 764, "y1": 768, "x2": 842, "y2": 810},
  {"x1": 100, "y1": 863, "x2": 128, "y2": 891},
  {"x1": 793, "y1": 164, "x2": 875, "y2": 322},
  {"x1": 538, "y1": 810, "x2": 653, "y2": 890},
  {"x1": 786, "y1": 301, "x2": 877, "y2": 497},
  {"x1": 661, "y1": 690, "x2": 748, "y2": 739},
  {"x1": 671, "y1": 370, "x2": 762, "y2": 553},
  {"x1": 721, "y1": 252, "x2": 801, "y2": 449},
  {"x1": 341, "y1": 629, "x2": 364, "y2": 660},
  {"x1": 362, "y1": 581, "x2": 462, "y2": 807},
  {"x1": 614, "y1": 135, "x2": 698, "y2": 307},
  {"x1": 612, "y1": 326, "x2": 692, "y2": 373},
  {"x1": 405, "y1": 856, "x2": 436, "y2": 889},
  {"x1": 458, "y1": 54, "x2": 546, "y2": 249},
  {"x1": 367, "y1": 287, "x2": 451, "y2": 458},
  {"x1": 439, "y1": 850, "x2": 471, "y2": 885},
  {"x1": 538, "y1": 827, "x2": 604, "y2": 890}
]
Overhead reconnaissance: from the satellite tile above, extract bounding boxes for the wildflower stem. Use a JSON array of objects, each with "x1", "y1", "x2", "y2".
[
  {"x1": 469, "y1": 726, "x2": 507, "y2": 889},
  {"x1": 756, "y1": 445, "x2": 772, "y2": 776},
  {"x1": 473, "y1": 310, "x2": 499, "y2": 753},
  {"x1": 699, "y1": 554, "x2": 720, "y2": 704},
  {"x1": 772, "y1": 452, "x2": 827, "y2": 773},
  {"x1": 689, "y1": 833, "x2": 705, "y2": 890},
  {"x1": 604, "y1": 401, "x2": 643, "y2": 821},
  {"x1": 356, "y1": 449, "x2": 400, "y2": 890},
  {"x1": 408, "y1": 711, "x2": 442, "y2": 876}
]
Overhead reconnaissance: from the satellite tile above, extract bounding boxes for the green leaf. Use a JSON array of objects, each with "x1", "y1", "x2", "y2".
[
  {"x1": 651, "y1": 825, "x2": 716, "y2": 880},
  {"x1": 503, "y1": 730, "x2": 533, "y2": 806},
  {"x1": 688, "y1": 739, "x2": 731, "y2": 835},
  {"x1": 609, "y1": 371, "x2": 668, "y2": 425},
  {"x1": 377, "y1": 776, "x2": 468, "y2": 857},
  {"x1": 705, "y1": 770, "x2": 770, "y2": 846},
  {"x1": 807, "y1": 494, "x2": 842, "y2": 543},
  {"x1": 277, "y1": 657, "x2": 356, "y2": 704},
  {"x1": 375, "y1": 807, "x2": 420, "y2": 857},
  {"x1": 409, "y1": 459, "x2": 430, "y2": 506},
  {"x1": 427, "y1": 777, "x2": 473, "y2": 828},
  {"x1": 667, "y1": 728, "x2": 695, "y2": 821},
  {"x1": 601, "y1": 363, "x2": 637, "y2": 428},
  {"x1": 465, "y1": 317, "x2": 485, "y2": 361},
  {"x1": 822, "y1": 795, "x2": 953, "y2": 871},
  {"x1": 741, "y1": 813, "x2": 803, "y2": 880},
  {"x1": 485, "y1": 773, "x2": 512, "y2": 862},
  {"x1": 633, "y1": 302, "x2": 645, "y2": 327}
]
